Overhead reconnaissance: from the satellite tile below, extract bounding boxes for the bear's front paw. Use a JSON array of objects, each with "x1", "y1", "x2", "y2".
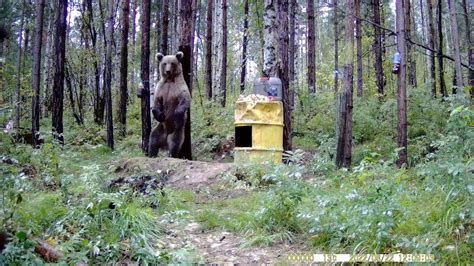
[{"x1": 152, "y1": 109, "x2": 165, "y2": 122}]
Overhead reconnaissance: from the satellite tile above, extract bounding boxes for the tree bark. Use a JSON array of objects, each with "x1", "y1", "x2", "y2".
[
  {"x1": 307, "y1": 0, "x2": 316, "y2": 93},
  {"x1": 204, "y1": 0, "x2": 213, "y2": 100},
  {"x1": 405, "y1": 0, "x2": 417, "y2": 87},
  {"x1": 52, "y1": 0, "x2": 67, "y2": 144},
  {"x1": 140, "y1": 0, "x2": 152, "y2": 155},
  {"x1": 335, "y1": 0, "x2": 354, "y2": 169},
  {"x1": 288, "y1": 0, "x2": 296, "y2": 107},
  {"x1": 396, "y1": 0, "x2": 408, "y2": 167},
  {"x1": 355, "y1": 0, "x2": 363, "y2": 97},
  {"x1": 219, "y1": 0, "x2": 227, "y2": 107},
  {"x1": 119, "y1": 0, "x2": 130, "y2": 137},
  {"x1": 447, "y1": 0, "x2": 464, "y2": 92},
  {"x1": 15, "y1": 0, "x2": 26, "y2": 130},
  {"x1": 372, "y1": 0, "x2": 384, "y2": 95},
  {"x1": 437, "y1": 0, "x2": 447, "y2": 97},
  {"x1": 239, "y1": 0, "x2": 249, "y2": 93},
  {"x1": 178, "y1": 0, "x2": 193, "y2": 160},
  {"x1": 461, "y1": 0, "x2": 473, "y2": 96},
  {"x1": 264, "y1": 0, "x2": 278, "y2": 77},
  {"x1": 427, "y1": 0, "x2": 437, "y2": 97},
  {"x1": 131, "y1": 0, "x2": 137, "y2": 94},
  {"x1": 105, "y1": 0, "x2": 114, "y2": 149},
  {"x1": 277, "y1": 0, "x2": 292, "y2": 151},
  {"x1": 31, "y1": 0, "x2": 45, "y2": 147},
  {"x1": 162, "y1": 0, "x2": 169, "y2": 54}
]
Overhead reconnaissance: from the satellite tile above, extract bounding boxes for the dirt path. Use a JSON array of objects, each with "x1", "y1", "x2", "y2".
[{"x1": 115, "y1": 157, "x2": 308, "y2": 263}]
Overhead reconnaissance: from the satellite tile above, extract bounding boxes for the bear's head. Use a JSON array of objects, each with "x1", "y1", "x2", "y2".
[{"x1": 157, "y1": 51, "x2": 184, "y2": 82}]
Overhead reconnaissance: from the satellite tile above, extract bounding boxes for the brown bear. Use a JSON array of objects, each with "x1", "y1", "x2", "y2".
[{"x1": 149, "y1": 51, "x2": 191, "y2": 158}]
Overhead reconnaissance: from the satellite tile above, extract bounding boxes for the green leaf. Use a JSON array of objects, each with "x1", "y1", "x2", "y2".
[{"x1": 16, "y1": 231, "x2": 27, "y2": 241}]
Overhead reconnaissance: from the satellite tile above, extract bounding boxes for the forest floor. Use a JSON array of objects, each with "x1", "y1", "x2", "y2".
[{"x1": 114, "y1": 157, "x2": 308, "y2": 263}]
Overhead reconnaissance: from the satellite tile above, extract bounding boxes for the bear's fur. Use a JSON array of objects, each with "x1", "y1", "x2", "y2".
[{"x1": 149, "y1": 51, "x2": 191, "y2": 158}]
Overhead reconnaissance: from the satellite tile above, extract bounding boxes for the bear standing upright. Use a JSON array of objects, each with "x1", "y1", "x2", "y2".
[{"x1": 149, "y1": 51, "x2": 191, "y2": 158}]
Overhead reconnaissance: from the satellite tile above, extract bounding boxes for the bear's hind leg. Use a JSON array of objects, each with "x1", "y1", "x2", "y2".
[
  {"x1": 149, "y1": 124, "x2": 167, "y2": 157},
  {"x1": 167, "y1": 129, "x2": 185, "y2": 158}
]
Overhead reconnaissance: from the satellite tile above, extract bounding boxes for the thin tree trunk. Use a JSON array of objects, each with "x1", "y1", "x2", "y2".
[
  {"x1": 204, "y1": 0, "x2": 213, "y2": 100},
  {"x1": 334, "y1": 0, "x2": 339, "y2": 93},
  {"x1": 43, "y1": 5, "x2": 54, "y2": 118},
  {"x1": 427, "y1": 0, "x2": 437, "y2": 97},
  {"x1": 162, "y1": 0, "x2": 169, "y2": 54},
  {"x1": 140, "y1": 0, "x2": 152, "y2": 155},
  {"x1": 420, "y1": 0, "x2": 427, "y2": 83},
  {"x1": 355, "y1": 0, "x2": 363, "y2": 97},
  {"x1": 31, "y1": 0, "x2": 45, "y2": 147},
  {"x1": 119, "y1": 0, "x2": 130, "y2": 137},
  {"x1": 219, "y1": 0, "x2": 227, "y2": 107},
  {"x1": 335, "y1": 0, "x2": 354, "y2": 169},
  {"x1": 178, "y1": 0, "x2": 193, "y2": 160},
  {"x1": 307, "y1": 0, "x2": 316, "y2": 93},
  {"x1": 15, "y1": 0, "x2": 26, "y2": 130},
  {"x1": 448, "y1": 0, "x2": 463, "y2": 92},
  {"x1": 437, "y1": 0, "x2": 447, "y2": 97},
  {"x1": 405, "y1": 0, "x2": 417, "y2": 87},
  {"x1": 52, "y1": 0, "x2": 67, "y2": 143},
  {"x1": 239, "y1": 0, "x2": 249, "y2": 93},
  {"x1": 277, "y1": 0, "x2": 292, "y2": 151},
  {"x1": 461, "y1": 0, "x2": 473, "y2": 96},
  {"x1": 105, "y1": 0, "x2": 114, "y2": 149},
  {"x1": 373, "y1": 0, "x2": 384, "y2": 94},
  {"x1": 131, "y1": 0, "x2": 137, "y2": 94},
  {"x1": 289, "y1": 0, "x2": 296, "y2": 107},
  {"x1": 396, "y1": 0, "x2": 408, "y2": 167}
]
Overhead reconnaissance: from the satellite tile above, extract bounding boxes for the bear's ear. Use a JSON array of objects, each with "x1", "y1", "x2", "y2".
[
  {"x1": 176, "y1": 51, "x2": 184, "y2": 62},
  {"x1": 156, "y1": 53, "x2": 164, "y2": 62}
]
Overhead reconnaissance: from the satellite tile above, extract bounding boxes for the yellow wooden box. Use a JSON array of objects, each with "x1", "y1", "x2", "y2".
[{"x1": 234, "y1": 101, "x2": 283, "y2": 164}]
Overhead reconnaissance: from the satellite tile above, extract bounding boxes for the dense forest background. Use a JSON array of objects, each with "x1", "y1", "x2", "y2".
[{"x1": 0, "y1": 0, "x2": 472, "y2": 264}]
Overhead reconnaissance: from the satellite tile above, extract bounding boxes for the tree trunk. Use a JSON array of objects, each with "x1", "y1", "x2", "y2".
[
  {"x1": 86, "y1": 0, "x2": 104, "y2": 124},
  {"x1": 405, "y1": 0, "x2": 417, "y2": 87},
  {"x1": 307, "y1": 0, "x2": 316, "y2": 93},
  {"x1": 31, "y1": 0, "x2": 45, "y2": 147},
  {"x1": 140, "y1": 0, "x2": 152, "y2": 155},
  {"x1": 219, "y1": 0, "x2": 227, "y2": 107},
  {"x1": 373, "y1": 0, "x2": 384, "y2": 95},
  {"x1": 105, "y1": 0, "x2": 114, "y2": 149},
  {"x1": 334, "y1": 0, "x2": 339, "y2": 93},
  {"x1": 178, "y1": 0, "x2": 193, "y2": 160},
  {"x1": 162, "y1": 0, "x2": 169, "y2": 54},
  {"x1": 355, "y1": 0, "x2": 363, "y2": 97},
  {"x1": 131, "y1": 0, "x2": 137, "y2": 94},
  {"x1": 277, "y1": 0, "x2": 292, "y2": 151},
  {"x1": 420, "y1": 0, "x2": 427, "y2": 83},
  {"x1": 239, "y1": 0, "x2": 249, "y2": 93},
  {"x1": 119, "y1": 0, "x2": 130, "y2": 137},
  {"x1": 335, "y1": 0, "x2": 354, "y2": 169},
  {"x1": 52, "y1": 0, "x2": 67, "y2": 144},
  {"x1": 447, "y1": 0, "x2": 463, "y2": 92},
  {"x1": 204, "y1": 0, "x2": 213, "y2": 100},
  {"x1": 43, "y1": 5, "x2": 54, "y2": 118},
  {"x1": 15, "y1": 0, "x2": 26, "y2": 130},
  {"x1": 396, "y1": 0, "x2": 408, "y2": 167},
  {"x1": 263, "y1": 0, "x2": 278, "y2": 77},
  {"x1": 288, "y1": 0, "x2": 296, "y2": 107},
  {"x1": 437, "y1": 0, "x2": 447, "y2": 97},
  {"x1": 427, "y1": 0, "x2": 437, "y2": 97},
  {"x1": 461, "y1": 0, "x2": 473, "y2": 96},
  {"x1": 173, "y1": 0, "x2": 179, "y2": 51}
]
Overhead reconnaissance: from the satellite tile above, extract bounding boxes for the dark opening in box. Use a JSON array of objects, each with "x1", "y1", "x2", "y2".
[{"x1": 235, "y1": 126, "x2": 252, "y2": 147}]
